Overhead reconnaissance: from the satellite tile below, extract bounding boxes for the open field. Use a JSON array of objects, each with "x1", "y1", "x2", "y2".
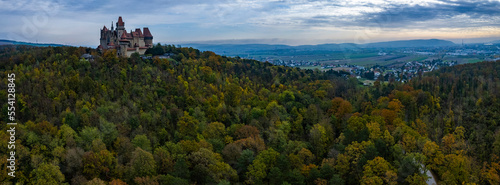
[
  {"x1": 266, "y1": 52, "x2": 490, "y2": 68},
  {"x1": 187, "y1": 40, "x2": 500, "y2": 69}
]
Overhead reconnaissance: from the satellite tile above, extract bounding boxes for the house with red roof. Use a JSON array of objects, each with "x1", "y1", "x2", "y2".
[{"x1": 99, "y1": 16, "x2": 153, "y2": 57}]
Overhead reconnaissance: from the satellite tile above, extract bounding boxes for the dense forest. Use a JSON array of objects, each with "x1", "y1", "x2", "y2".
[{"x1": 0, "y1": 45, "x2": 499, "y2": 185}]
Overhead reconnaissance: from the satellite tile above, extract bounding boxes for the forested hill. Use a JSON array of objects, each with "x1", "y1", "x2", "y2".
[
  {"x1": 0, "y1": 45, "x2": 499, "y2": 185},
  {"x1": 0, "y1": 39, "x2": 67, "y2": 47}
]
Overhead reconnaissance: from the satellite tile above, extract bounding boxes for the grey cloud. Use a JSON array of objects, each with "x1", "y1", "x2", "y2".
[
  {"x1": 361, "y1": 0, "x2": 500, "y2": 27},
  {"x1": 281, "y1": 0, "x2": 500, "y2": 29},
  {"x1": 2, "y1": 0, "x2": 500, "y2": 45}
]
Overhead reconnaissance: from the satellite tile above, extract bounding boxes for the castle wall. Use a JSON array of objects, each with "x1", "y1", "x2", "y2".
[{"x1": 145, "y1": 38, "x2": 152, "y2": 46}]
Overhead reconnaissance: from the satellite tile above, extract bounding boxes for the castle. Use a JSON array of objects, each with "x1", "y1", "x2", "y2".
[{"x1": 98, "y1": 16, "x2": 153, "y2": 57}]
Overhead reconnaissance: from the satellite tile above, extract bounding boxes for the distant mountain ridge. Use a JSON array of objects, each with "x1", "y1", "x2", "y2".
[
  {"x1": 181, "y1": 39, "x2": 457, "y2": 56},
  {"x1": 489, "y1": 40, "x2": 500, "y2": 44},
  {"x1": 0, "y1": 39, "x2": 67, "y2": 47},
  {"x1": 364, "y1": 39, "x2": 456, "y2": 48}
]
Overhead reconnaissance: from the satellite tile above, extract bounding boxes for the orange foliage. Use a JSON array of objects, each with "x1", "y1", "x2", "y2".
[
  {"x1": 372, "y1": 109, "x2": 397, "y2": 125},
  {"x1": 234, "y1": 136, "x2": 266, "y2": 153},
  {"x1": 300, "y1": 164, "x2": 318, "y2": 177},
  {"x1": 27, "y1": 120, "x2": 58, "y2": 136},
  {"x1": 314, "y1": 178, "x2": 328, "y2": 185},
  {"x1": 134, "y1": 176, "x2": 158, "y2": 185},
  {"x1": 330, "y1": 97, "x2": 353, "y2": 119},
  {"x1": 234, "y1": 125, "x2": 260, "y2": 140},
  {"x1": 109, "y1": 179, "x2": 128, "y2": 185}
]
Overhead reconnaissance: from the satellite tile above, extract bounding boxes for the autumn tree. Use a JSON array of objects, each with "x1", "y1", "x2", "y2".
[
  {"x1": 82, "y1": 149, "x2": 115, "y2": 180},
  {"x1": 132, "y1": 134, "x2": 152, "y2": 152},
  {"x1": 246, "y1": 148, "x2": 280, "y2": 184},
  {"x1": 309, "y1": 124, "x2": 329, "y2": 157},
  {"x1": 361, "y1": 157, "x2": 397, "y2": 185},
  {"x1": 129, "y1": 147, "x2": 156, "y2": 178},
  {"x1": 30, "y1": 163, "x2": 65, "y2": 185},
  {"x1": 177, "y1": 111, "x2": 200, "y2": 140}
]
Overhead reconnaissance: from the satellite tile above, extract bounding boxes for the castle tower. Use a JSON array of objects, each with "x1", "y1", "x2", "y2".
[
  {"x1": 116, "y1": 17, "x2": 125, "y2": 40},
  {"x1": 119, "y1": 31, "x2": 130, "y2": 57},
  {"x1": 134, "y1": 28, "x2": 144, "y2": 47},
  {"x1": 143, "y1": 27, "x2": 153, "y2": 47},
  {"x1": 100, "y1": 25, "x2": 108, "y2": 49},
  {"x1": 116, "y1": 17, "x2": 125, "y2": 29}
]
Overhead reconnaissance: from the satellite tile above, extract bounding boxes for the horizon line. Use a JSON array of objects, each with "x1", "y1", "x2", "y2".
[{"x1": 2, "y1": 37, "x2": 500, "y2": 48}]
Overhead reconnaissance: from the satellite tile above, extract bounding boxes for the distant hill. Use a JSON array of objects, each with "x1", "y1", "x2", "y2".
[
  {"x1": 182, "y1": 39, "x2": 456, "y2": 56},
  {"x1": 363, "y1": 39, "x2": 456, "y2": 48},
  {"x1": 185, "y1": 43, "x2": 291, "y2": 53},
  {"x1": 488, "y1": 40, "x2": 500, "y2": 44},
  {"x1": 0, "y1": 39, "x2": 67, "y2": 47}
]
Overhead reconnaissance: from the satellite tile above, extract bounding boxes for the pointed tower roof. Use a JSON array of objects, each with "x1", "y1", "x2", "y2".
[
  {"x1": 117, "y1": 16, "x2": 124, "y2": 26},
  {"x1": 121, "y1": 31, "x2": 128, "y2": 39},
  {"x1": 120, "y1": 31, "x2": 131, "y2": 41},
  {"x1": 120, "y1": 32, "x2": 130, "y2": 42},
  {"x1": 103, "y1": 25, "x2": 108, "y2": 31},
  {"x1": 108, "y1": 41, "x2": 116, "y2": 49},
  {"x1": 143, "y1": 27, "x2": 153, "y2": 38},
  {"x1": 134, "y1": 28, "x2": 143, "y2": 37}
]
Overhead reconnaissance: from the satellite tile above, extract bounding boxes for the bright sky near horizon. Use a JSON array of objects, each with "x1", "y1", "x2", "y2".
[{"x1": 1, "y1": 0, "x2": 500, "y2": 46}]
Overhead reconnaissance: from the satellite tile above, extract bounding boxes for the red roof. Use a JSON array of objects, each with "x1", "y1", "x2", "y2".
[
  {"x1": 121, "y1": 31, "x2": 128, "y2": 39},
  {"x1": 125, "y1": 30, "x2": 132, "y2": 38},
  {"x1": 127, "y1": 48, "x2": 136, "y2": 51},
  {"x1": 103, "y1": 25, "x2": 108, "y2": 31},
  {"x1": 108, "y1": 42, "x2": 115, "y2": 46},
  {"x1": 135, "y1": 28, "x2": 143, "y2": 37},
  {"x1": 117, "y1": 16, "x2": 124, "y2": 26},
  {"x1": 143, "y1": 27, "x2": 153, "y2": 38}
]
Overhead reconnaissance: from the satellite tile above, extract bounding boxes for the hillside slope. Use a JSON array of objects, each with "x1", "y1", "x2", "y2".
[{"x1": 0, "y1": 45, "x2": 498, "y2": 184}]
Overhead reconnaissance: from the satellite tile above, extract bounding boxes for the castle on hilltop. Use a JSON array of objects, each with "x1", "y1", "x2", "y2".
[{"x1": 98, "y1": 16, "x2": 153, "y2": 57}]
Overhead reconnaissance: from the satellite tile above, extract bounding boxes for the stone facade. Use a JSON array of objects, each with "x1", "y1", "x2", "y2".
[{"x1": 98, "y1": 16, "x2": 153, "y2": 57}]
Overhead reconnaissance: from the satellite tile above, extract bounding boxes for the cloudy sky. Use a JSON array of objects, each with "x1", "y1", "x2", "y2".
[{"x1": 1, "y1": 0, "x2": 500, "y2": 46}]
